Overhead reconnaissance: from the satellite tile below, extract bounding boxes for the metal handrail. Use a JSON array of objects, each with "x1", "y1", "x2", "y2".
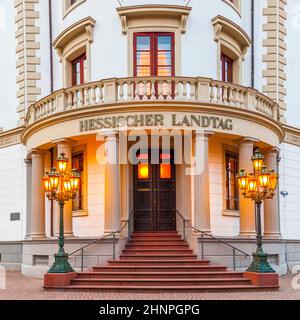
[
  {"x1": 69, "y1": 218, "x2": 129, "y2": 271},
  {"x1": 176, "y1": 210, "x2": 250, "y2": 270}
]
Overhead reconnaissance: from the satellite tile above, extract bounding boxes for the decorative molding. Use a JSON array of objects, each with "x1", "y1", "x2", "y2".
[
  {"x1": 0, "y1": 127, "x2": 24, "y2": 149},
  {"x1": 14, "y1": 0, "x2": 41, "y2": 125},
  {"x1": 63, "y1": 0, "x2": 87, "y2": 19},
  {"x1": 262, "y1": 0, "x2": 287, "y2": 122},
  {"x1": 53, "y1": 16, "x2": 96, "y2": 59},
  {"x1": 212, "y1": 15, "x2": 251, "y2": 57},
  {"x1": 283, "y1": 124, "x2": 300, "y2": 147},
  {"x1": 116, "y1": 5, "x2": 192, "y2": 35},
  {"x1": 222, "y1": 0, "x2": 242, "y2": 17}
]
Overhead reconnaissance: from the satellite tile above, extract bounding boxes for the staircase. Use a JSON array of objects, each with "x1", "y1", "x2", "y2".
[{"x1": 52, "y1": 231, "x2": 279, "y2": 291}]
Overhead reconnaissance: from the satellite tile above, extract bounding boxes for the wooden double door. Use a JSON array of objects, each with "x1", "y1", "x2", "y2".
[{"x1": 134, "y1": 150, "x2": 176, "y2": 231}]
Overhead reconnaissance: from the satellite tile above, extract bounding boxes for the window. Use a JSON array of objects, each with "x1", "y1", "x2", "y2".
[
  {"x1": 220, "y1": 53, "x2": 233, "y2": 83},
  {"x1": 71, "y1": 53, "x2": 87, "y2": 86},
  {"x1": 72, "y1": 151, "x2": 84, "y2": 211},
  {"x1": 53, "y1": 17, "x2": 95, "y2": 87},
  {"x1": 63, "y1": 0, "x2": 86, "y2": 19},
  {"x1": 212, "y1": 16, "x2": 251, "y2": 85},
  {"x1": 160, "y1": 152, "x2": 172, "y2": 179},
  {"x1": 137, "y1": 151, "x2": 149, "y2": 180},
  {"x1": 225, "y1": 151, "x2": 239, "y2": 211},
  {"x1": 134, "y1": 33, "x2": 175, "y2": 77}
]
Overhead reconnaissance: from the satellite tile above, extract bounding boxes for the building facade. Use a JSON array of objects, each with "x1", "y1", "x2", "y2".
[{"x1": 0, "y1": 0, "x2": 300, "y2": 279}]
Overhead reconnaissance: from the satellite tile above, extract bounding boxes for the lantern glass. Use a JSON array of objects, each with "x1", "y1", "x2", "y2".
[
  {"x1": 43, "y1": 175, "x2": 51, "y2": 193},
  {"x1": 258, "y1": 167, "x2": 270, "y2": 188},
  {"x1": 63, "y1": 178, "x2": 72, "y2": 193},
  {"x1": 252, "y1": 150, "x2": 264, "y2": 172},
  {"x1": 237, "y1": 170, "x2": 248, "y2": 191},
  {"x1": 247, "y1": 175, "x2": 258, "y2": 193},
  {"x1": 269, "y1": 170, "x2": 278, "y2": 191},
  {"x1": 57, "y1": 152, "x2": 69, "y2": 174},
  {"x1": 48, "y1": 169, "x2": 60, "y2": 190},
  {"x1": 70, "y1": 169, "x2": 81, "y2": 193}
]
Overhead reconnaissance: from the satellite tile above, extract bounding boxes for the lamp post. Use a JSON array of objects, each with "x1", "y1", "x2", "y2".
[
  {"x1": 42, "y1": 152, "x2": 81, "y2": 273},
  {"x1": 237, "y1": 149, "x2": 278, "y2": 273}
]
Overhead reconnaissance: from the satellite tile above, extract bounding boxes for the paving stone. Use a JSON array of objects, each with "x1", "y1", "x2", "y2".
[{"x1": 0, "y1": 272, "x2": 299, "y2": 300}]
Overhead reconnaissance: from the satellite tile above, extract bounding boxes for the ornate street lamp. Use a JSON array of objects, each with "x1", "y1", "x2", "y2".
[
  {"x1": 43, "y1": 152, "x2": 81, "y2": 273},
  {"x1": 237, "y1": 149, "x2": 278, "y2": 273}
]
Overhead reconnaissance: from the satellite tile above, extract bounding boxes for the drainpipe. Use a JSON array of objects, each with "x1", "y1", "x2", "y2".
[
  {"x1": 49, "y1": 0, "x2": 54, "y2": 236},
  {"x1": 48, "y1": 0, "x2": 54, "y2": 93},
  {"x1": 251, "y1": 0, "x2": 255, "y2": 88}
]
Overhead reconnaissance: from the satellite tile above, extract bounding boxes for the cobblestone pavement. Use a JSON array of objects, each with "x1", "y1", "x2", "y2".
[{"x1": 0, "y1": 272, "x2": 299, "y2": 300}]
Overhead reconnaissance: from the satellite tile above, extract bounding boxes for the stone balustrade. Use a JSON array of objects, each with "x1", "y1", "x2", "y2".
[{"x1": 26, "y1": 77, "x2": 280, "y2": 126}]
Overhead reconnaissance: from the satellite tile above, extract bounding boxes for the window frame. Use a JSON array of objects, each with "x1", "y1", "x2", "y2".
[
  {"x1": 220, "y1": 52, "x2": 233, "y2": 83},
  {"x1": 222, "y1": 145, "x2": 240, "y2": 217},
  {"x1": 225, "y1": 150, "x2": 239, "y2": 212},
  {"x1": 72, "y1": 146, "x2": 88, "y2": 217},
  {"x1": 133, "y1": 32, "x2": 175, "y2": 77},
  {"x1": 71, "y1": 53, "x2": 87, "y2": 86}
]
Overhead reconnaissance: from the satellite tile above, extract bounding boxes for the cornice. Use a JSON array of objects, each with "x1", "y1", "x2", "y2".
[
  {"x1": 117, "y1": 5, "x2": 192, "y2": 35},
  {"x1": 0, "y1": 126, "x2": 25, "y2": 149}
]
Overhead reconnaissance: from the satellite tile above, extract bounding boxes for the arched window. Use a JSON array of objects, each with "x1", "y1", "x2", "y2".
[
  {"x1": 63, "y1": 0, "x2": 86, "y2": 19},
  {"x1": 53, "y1": 17, "x2": 95, "y2": 87},
  {"x1": 212, "y1": 15, "x2": 251, "y2": 85},
  {"x1": 223, "y1": 0, "x2": 242, "y2": 16}
]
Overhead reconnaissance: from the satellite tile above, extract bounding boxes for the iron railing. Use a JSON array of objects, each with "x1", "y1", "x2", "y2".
[
  {"x1": 69, "y1": 219, "x2": 129, "y2": 271},
  {"x1": 176, "y1": 210, "x2": 250, "y2": 271}
]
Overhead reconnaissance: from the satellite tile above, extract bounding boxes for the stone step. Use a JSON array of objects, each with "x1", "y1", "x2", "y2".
[
  {"x1": 76, "y1": 271, "x2": 245, "y2": 280},
  {"x1": 129, "y1": 240, "x2": 186, "y2": 245},
  {"x1": 119, "y1": 254, "x2": 197, "y2": 261},
  {"x1": 125, "y1": 244, "x2": 190, "y2": 249},
  {"x1": 92, "y1": 265, "x2": 227, "y2": 273},
  {"x1": 58, "y1": 285, "x2": 278, "y2": 291},
  {"x1": 107, "y1": 259, "x2": 211, "y2": 266},
  {"x1": 123, "y1": 249, "x2": 194, "y2": 254},
  {"x1": 70, "y1": 278, "x2": 252, "y2": 287}
]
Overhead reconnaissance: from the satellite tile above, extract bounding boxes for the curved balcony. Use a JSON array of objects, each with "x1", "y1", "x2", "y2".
[{"x1": 25, "y1": 76, "x2": 280, "y2": 127}]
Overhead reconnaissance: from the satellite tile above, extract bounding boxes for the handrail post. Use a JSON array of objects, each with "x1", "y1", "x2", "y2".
[
  {"x1": 201, "y1": 233, "x2": 204, "y2": 260},
  {"x1": 233, "y1": 248, "x2": 236, "y2": 271},
  {"x1": 112, "y1": 233, "x2": 116, "y2": 260},
  {"x1": 81, "y1": 248, "x2": 84, "y2": 272}
]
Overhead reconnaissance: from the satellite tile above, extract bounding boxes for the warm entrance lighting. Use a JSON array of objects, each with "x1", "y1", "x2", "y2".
[
  {"x1": 42, "y1": 152, "x2": 81, "y2": 274},
  {"x1": 138, "y1": 164, "x2": 149, "y2": 179},
  {"x1": 160, "y1": 164, "x2": 171, "y2": 179},
  {"x1": 237, "y1": 148, "x2": 279, "y2": 274}
]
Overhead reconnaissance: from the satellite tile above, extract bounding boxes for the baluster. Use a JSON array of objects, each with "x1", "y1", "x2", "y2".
[
  {"x1": 239, "y1": 90, "x2": 245, "y2": 108},
  {"x1": 228, "y1": 87, "x2": 234, "y2": 105},
  {"x1": 100, "y1": 84, "x2": 105, "y2": 103},
  {"x1": 182, "y1": 81, "x2": 187, "y2": 101},
  {"x1": 223, "y1": 86, "x2": 229, "y2": 105},
  {"x1": 119, "y1": 82, "x2": 125, "y2": 102},
  {"x1": 189, "y1": 81, "x2": 196, "y2": 101},
  {"x1": 73, "y1": 90, "x2": 78, "y2": 108},
  {"x1": 216, "y1": 85, "x2": 221, "y2": 103},
  {"x1": 158, "y1": 81, "x2": 164, "y2": 101},
  {"x1": 142, "y1": 81, "x2": 148, "y2": 101},
  {"x1": 91, "y1": 86, "x2": 96, "y2": 105},
  {"x1": 174, "y1": 81, "x2": 179, "y2": 100},
  {"x1": 67, "y1": 92, "x2": 72, "y2": 109},
  {"x1": 84, "y1": 87, "x2": 90, "y2": 106},
  {"x1": 134, "y1": 81, "x2": 140, "y2": 101},
  {"x1": 210, "y1": 84, "x2": 215, "y2": 102},
  {"x1": 78, "y1": 89, "x2": 84, "y2": 107},
  {"x1": 150, "y1": 80, "x2": 156, "y2": 101},
  {"x1": 166, "y1": 80, "x2": 172, "y2": 101},
  {"x1": 127, "y1": 82, "x2": 132, "y2": 101}
]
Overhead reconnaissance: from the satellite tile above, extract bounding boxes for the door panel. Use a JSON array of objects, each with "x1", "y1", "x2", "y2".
[{"x1": 134, "y1": 151, "x2": 176, "y2": 231}]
